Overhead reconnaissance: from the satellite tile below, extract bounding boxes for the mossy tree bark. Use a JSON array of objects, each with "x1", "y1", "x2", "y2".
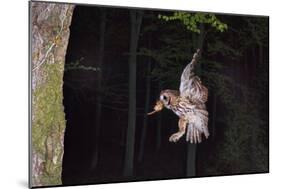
[{"x1": 31, "y1": 2, "x2": 74, "y2": 187}]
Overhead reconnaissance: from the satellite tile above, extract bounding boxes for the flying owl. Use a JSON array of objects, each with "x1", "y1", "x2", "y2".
[{"x1": 148, "y1": 49, "x2": 209, "y2": 143}]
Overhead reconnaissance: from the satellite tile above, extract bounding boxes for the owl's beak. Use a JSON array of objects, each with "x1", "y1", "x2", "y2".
[{"x1": 147, "y1": 100, "x2": 164, "y2": 116}]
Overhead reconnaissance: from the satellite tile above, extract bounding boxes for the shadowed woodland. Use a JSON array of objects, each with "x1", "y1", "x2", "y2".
[
  {"x1": 62, "y1": 5, "x2": 268, "y2": 185},
  {"x1": 31, "y1": 2, "x2": 269, "y2": 187}
]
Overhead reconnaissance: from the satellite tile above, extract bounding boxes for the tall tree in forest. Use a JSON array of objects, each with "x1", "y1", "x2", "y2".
[
  {"x1": 138, "y1": 56, "x2": 152, "y2": 162},
  {"x1": 211, "y1": 93, "x2": 217, "y2": 140},
  {"x1": 124, "y1": 10, "x2": 143, "y2": 177},
  {"x1": 91, "y1": 8, "x2": 107, "y2": 170},
  {"x1": 137, "y1": 28, "x2": 154, "y2": 162},
  {"x1": 185, "y1": 23, "x2": 205, "y2": 177},
  {"x1": 156, "y1": 82, "x2": 163, "y2": 150},
  {"x1": 31, "y1": 2, "x2": 74, "y2": 187}
]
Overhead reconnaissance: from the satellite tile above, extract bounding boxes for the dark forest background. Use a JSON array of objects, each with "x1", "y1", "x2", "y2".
[{"x1": 61, "y1": 5, "x2": 269, "y2": 186}]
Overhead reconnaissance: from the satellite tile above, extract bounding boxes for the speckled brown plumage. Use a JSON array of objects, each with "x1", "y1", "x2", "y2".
[{"x1": 148, "y1": 49, "x2": 209, "y2": 143}]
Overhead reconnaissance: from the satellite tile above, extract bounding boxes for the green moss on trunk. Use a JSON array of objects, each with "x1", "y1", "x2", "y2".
[{"x1": 32, "y1": 63, "x2": 65, "y2": 185}]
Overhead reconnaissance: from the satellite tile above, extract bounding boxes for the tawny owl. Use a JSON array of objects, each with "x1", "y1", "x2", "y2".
[{"x1": 148, "y1": 49, "x2": 209, "y2": 143}]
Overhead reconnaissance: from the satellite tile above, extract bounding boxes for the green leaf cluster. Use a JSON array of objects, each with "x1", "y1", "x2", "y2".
[{"x1": 159, "y1": 12, "x2": 227, "y2": 33}]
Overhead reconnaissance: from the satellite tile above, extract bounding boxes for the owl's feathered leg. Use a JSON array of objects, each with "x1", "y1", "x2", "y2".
[{"x1": 169, "y1": 118, "x2": 187, "y2": 142}]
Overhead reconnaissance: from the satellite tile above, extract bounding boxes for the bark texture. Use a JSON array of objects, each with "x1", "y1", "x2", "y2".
[{"x1": 31, "y1": 2, "x2": 74, "y2": 187}]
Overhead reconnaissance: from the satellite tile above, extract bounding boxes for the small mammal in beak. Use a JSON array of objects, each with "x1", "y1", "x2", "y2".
[{"x1": 147, "y1": 100, "x2": 164, "y2": 115}]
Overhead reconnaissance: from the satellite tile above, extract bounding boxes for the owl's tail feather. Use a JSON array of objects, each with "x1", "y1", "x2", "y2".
[
  {"x1": 186, "y1": 123, "x2": 203, "y2": 143},
  {"x1": 186, "y1": 112, "x2": 209, "y2": 144}
]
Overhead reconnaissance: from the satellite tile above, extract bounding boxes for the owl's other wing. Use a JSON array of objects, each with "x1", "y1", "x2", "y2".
[
  {"x1": 186, "y1": 107, "x2": 209, "y2": 143},
  {"x1": 179, "y1": 49, "x2": 208, "y2": 104}
]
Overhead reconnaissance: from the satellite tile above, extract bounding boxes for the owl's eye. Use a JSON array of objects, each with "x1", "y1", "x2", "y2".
[
  {"x1": 160, "y1": 94, "x2": 169, "y2": 103},
  {"x1": 160, "y1": 95, "x2": 168, "y2": 102}
]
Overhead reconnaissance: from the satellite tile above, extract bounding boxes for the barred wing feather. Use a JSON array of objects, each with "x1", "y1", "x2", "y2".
[{"x1": 179, "y1": 49, "x2": 208, "y2": 104}]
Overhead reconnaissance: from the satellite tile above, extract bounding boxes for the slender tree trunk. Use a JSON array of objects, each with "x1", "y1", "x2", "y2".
[
  {"x1": 91, "y1": 9, "x2": 106, "y2": 170},
  {"x1": 197, "y1": 24, "x2": 205, "y2": 55},
  {"x1": 211, "y1": 93, "x2": 217, "y2": 140},
  {"x1": 250, "y1": 46, "x2": 259, "y2": 169},
  {"x1": 186, "y1": 23, "x2": 204, "y2": 177},
  {"x1": 259, "y1": 44, "x2": 263, "y2": 66},
  {"x1": 124, "y1": 10, "x2": 143, "y2": 177},
  {"x1": 138, "y1": 57, "x2": 151, "y2": 162},
  {"x1": 156, "y1": 82, "x2": 163, "y2": 150},
  {"x1": 186, "y1": 144, "x2": 197, "y2": 176},
  {"x1": 244, "y1": 52, "x2": 249, "y2": 87},
  {"x1": 251, "y1": 47, "x2": 257, "y2": 85},
  {"x1": 30, "y1": 2, "x2": 74, "y2": 187},
  {"x1": 138, "y1": 34, "x2": 152, "y2": 162}
]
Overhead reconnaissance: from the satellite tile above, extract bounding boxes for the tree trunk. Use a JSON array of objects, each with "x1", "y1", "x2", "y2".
[
  {"x1": 211, "y1": 93, "x2": 217, "y2": 140},
  {"x1": 91, "y1": 9, "x2": 106, "y2": 170},
  {"x1": 259, "y1": 44, "x2": 263, "y2": 66},
  {"x1": 124, "y1": 10, "x2": 143, "y2": 177},
  {"x1": 156, "y1": 82, "x2": 163, "y2": 150},
  {"x1": 186, "y1": 23, "x2": 204, "y2": 177},
  {"x1": 186, "y1": 144, "x2": 197, "y2": 177},
  {"x1": 30, "y1": 2, "x2": 74, "y2": 187},
  {"x1": 251, "y1": 47, "x2": 257, "y2": 85},
  {"x1": 138, "y1": 57, "x2": 151, "y2": 162},
  {"x1": 244, "y1": 52, "x2": 249, "y2": 87},
  {"x1": 197, "y1": 24, "x2": 205, "y2": 55}
]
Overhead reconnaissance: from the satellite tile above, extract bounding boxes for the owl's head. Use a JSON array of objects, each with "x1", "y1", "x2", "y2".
[
  {"x1": 147, "y1": 90, "x2": 180, "y2": 116},
  {"x1": 160, "y1": 90, "x2": 179, "y2": 108}
]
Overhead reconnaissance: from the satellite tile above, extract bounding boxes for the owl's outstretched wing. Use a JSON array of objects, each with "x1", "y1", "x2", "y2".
[
  {"x1": 186, "y1": 106, "x2": 209, "y2": 143},
  {"x1": 179, "y1": 49, "x2": 208, "y2": 104}
]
